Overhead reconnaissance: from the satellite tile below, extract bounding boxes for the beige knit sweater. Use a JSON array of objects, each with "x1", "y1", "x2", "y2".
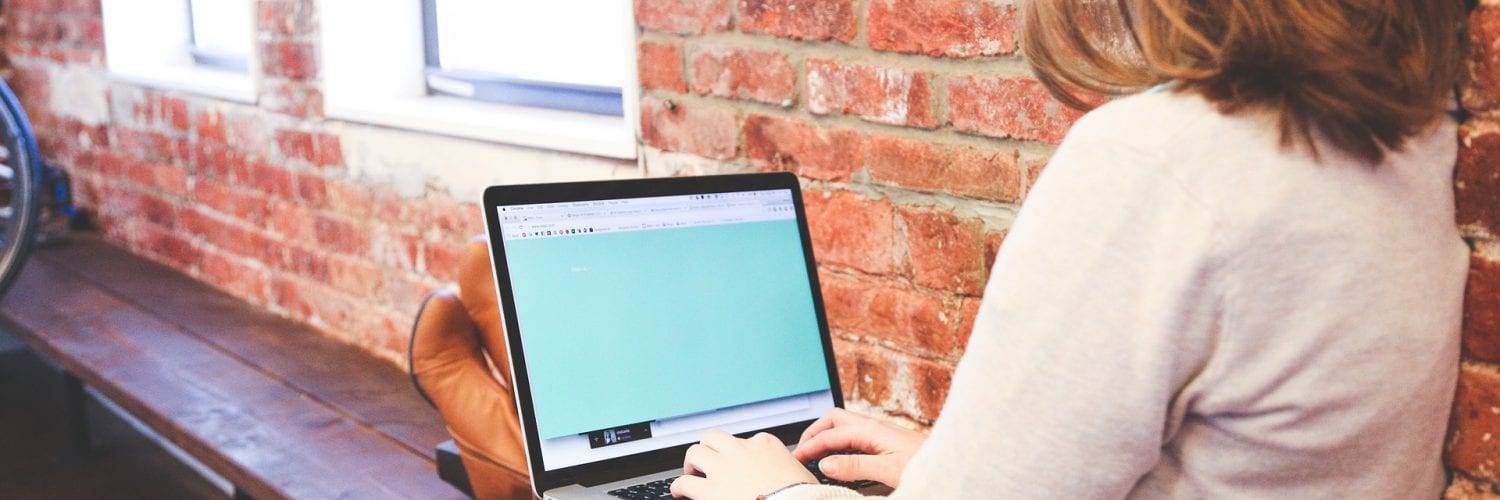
[{"x1": 777, "y1": 89, "x2": 1467, "y2": 500}]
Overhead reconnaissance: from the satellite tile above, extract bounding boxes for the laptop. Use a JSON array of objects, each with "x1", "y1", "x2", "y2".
[{"x1": 481, "y1": 173, "x2": 875, "y2": 499}]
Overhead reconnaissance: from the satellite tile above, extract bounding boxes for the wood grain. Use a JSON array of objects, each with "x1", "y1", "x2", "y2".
[{"x1": 0, "y1": 237, "x2": 463, "y2": 500}]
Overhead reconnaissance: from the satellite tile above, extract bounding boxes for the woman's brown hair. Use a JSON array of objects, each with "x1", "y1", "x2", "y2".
[{"x1": 1020, "y1": 0, "x2": 1466, "y2": 163}]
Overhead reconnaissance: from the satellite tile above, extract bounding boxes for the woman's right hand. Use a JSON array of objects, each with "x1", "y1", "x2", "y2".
[{"x1": 791, "y1": 408, "x2": 926, "y2": 488}]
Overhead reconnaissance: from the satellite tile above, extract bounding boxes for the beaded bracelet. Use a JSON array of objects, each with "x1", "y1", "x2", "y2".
[{"x1": 757, "y1": 481, "x2": 815, "y2": 500}]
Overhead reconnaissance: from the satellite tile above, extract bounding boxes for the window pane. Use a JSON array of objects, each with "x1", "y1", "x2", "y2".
[
  {"x1": 189, "y1": 0, "x2": 251, "y2": 60},
  {"x1": 434, "y1": 0, "x2": 629, "y2": 90}
]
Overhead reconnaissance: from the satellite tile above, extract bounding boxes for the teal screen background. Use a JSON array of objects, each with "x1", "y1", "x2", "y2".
[{"x1": 505, "y1": 219, "x2": 832, "y2": 439}]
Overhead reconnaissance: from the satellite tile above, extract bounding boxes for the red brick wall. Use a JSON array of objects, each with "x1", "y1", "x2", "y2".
[
  {"x1": 1447, "y1": 3, "x2": 1500, "y2": 497},
  {"x1": 636, "y1": 0, "x2": 1071, "y2": 427},
  {"x1": 4, "y1": 0, "x2": 1498, "y2": 493},
  {"x1": 1, "y1": 0, "x2": 480, "y2": 363}
]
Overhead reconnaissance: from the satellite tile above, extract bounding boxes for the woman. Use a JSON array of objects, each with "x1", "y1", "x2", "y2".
[
  {"x1": 672, "y1": 0, "x2": 1469, "y2": 497},
  {"x1": 412, "y1": 1, "x2": 1470, "y2": 498}
]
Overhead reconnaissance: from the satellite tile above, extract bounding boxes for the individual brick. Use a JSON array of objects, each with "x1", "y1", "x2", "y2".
[
  {"x1": 256, "y1": 0, "x2": 317, "y2": 36},
  {"x1": 1448, "y1": 364, "x2": 1500, "y2": 483},
  {"x1": 1459, "y1": 123, "x2": 1500, "y2": 236},
  {"x1": 806, "y1": 59, "x2": 937, "y2": 128},
  {"x1": 900, "y1": 207, "x2": 989, "y2": 296},
  {"x1": 638, "y1": 41, "x2": 688, "y2": 93},
  {"x1": 819, "y1": 273, "x2": 962, "y2": 355},
  {"x1": 738, "y1": 0, "x2": 856, "y2": 42},
  {"x1": 259, "y1": 81, "x2": 325, "y2": 119},
  {"x1": 867, "y1": 0, "x2": 1017, "y2": 58},
  {"x1": 948, "y1": 75, "x2": 1083, "y2": 144},
  {"x1": 688, "y1": 45, "x2": 795, "y2": 105},
  {"x1": 1464, "y1": 255, "x2": 1500, "y2": 363},
  {"x1": 635, "y1": 0, "x2": 732, "y2": 35},
  {"x1": 194, "y1": 109, "x2": 227, "y2": 143},
  {"x1": 907, "y1": 357, "x2": 955, "y2": 421},
  {"x1": 867, "y1": 134, "x2": 1022, "y2": 202},
  {"x1": 742, "y1": 114, "x2": 864, "y2": 181},
  {"x1": 159, "y1": 95, "x2": 191, "y2": 132},
  {"x1": 1464, "y1": 5, "x2": 1500, "y2": 115},
  {"x1": 639, "y1": 97, "x2": 739, "y2": 159},
  {"x1": 258, "y1": 40, "x2": 318, "y2": 80},
  {"x1": 803, "y1": 190, "x2": 905, "y2": 275},
  {"x1": 274, "y1": 129, "x2": 342, "y2": 167}
]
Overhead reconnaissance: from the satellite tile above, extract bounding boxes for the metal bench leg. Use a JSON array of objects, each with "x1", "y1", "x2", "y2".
[{"x1": 61, "y1": 372, "x2": 90, "y2": 459}]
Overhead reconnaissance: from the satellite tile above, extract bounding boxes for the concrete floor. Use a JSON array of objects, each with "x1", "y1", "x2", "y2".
[{"x1": 0, "y1": 329, "x2": 223, "y2": 499}]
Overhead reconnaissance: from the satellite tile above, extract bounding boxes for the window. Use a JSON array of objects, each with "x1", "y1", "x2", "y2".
[
  {"x1": 421, "y1": 1, "x2": 628, "y2": 116},
  {"x1": 320, "y1": 1, "x2": 639, "y2": 159},
  {"x1": 186, "y1": 0, "x2": 252, "y2": 73},
  {"x1": 100, "y1": 0, "x2": 255, "y2": 102}
]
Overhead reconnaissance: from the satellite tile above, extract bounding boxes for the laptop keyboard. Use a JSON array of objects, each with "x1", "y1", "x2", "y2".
[
  {"x1": 804, "y1": 459, "x2": 880, "y2": 490},
  {"x1": 605, "y1": 461, "x2": 880, "y2": 499},
  {"x1": 607, "y1": 476, "x2": 675, "y2": 500}
]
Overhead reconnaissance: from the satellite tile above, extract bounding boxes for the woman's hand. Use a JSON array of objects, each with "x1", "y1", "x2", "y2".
[
  {"x1": 670, "y1": 430, "x2": 816, "y2": 500},
  {"x1": 792, "y1": 408, "x2": 926, "y2": 487}
]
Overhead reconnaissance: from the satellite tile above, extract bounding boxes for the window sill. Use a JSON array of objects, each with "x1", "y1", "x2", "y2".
[
  {"x1": 327, "y1": 95, "x2": 637, "y2": 160},
  {"x1": 108, "y1": 64, "x2": 256, "y2": 104}
]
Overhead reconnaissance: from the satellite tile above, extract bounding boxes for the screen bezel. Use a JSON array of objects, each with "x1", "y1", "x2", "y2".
[{"x1": 481, "y1": 172, "x2": 845, "y2": 495}]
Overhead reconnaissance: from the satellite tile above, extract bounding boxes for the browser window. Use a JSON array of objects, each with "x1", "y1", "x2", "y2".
[{"x1": 497, "y1": 189, "x2": 835, "y2": 470}]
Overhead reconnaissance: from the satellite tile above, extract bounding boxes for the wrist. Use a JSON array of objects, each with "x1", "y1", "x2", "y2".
[{"x1": 758, "y1": 481, "x2": 815, "y2": 500}]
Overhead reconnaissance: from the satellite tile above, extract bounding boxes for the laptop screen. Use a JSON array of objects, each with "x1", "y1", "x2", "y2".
[{"x1": 496, "y1": 188, "x2": 836, "y2": 470}]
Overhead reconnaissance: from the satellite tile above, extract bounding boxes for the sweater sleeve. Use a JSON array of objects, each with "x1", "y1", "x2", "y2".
[{"x1": 884, "y1": 124, "x2": 1223, "y2": 498}]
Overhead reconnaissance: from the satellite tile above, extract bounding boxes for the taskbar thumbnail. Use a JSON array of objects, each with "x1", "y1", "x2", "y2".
[{"x1": 586, "y1": 421, "x2": 653, "y2": 449}]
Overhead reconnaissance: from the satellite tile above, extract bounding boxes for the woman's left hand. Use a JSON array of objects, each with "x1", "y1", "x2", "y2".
[{"x1": 670, "y1": 429, "x2": 817, "y2": 500}]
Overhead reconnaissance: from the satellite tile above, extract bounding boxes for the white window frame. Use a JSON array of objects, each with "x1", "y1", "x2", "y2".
[
  {"x1": 318, "y1": 1, "x2": 640, "y2": 160},
  {"x1": 100, "y1": 0, "x2": 257, "y2": 103},
  {"x1": 421, "y1": 1, "x2": 629, "y2": 117}
]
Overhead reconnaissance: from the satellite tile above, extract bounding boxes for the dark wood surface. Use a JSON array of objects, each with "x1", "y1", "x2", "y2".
[
  {"x1": 0, "y1": 236, "x2": 464, "y2": 499},
  {"x1": 0, "y1": 341, "x2": 224, "y2": 499}
]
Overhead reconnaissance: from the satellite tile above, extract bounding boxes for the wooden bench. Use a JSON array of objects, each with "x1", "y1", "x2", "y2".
[{"x1": 0, "y1": 236, "x2": 469, "y2": 499}]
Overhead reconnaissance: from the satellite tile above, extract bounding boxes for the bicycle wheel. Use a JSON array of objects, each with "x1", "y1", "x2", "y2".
[{"x1": 0, "y1": 79, "x2": 43, "y2": 300}]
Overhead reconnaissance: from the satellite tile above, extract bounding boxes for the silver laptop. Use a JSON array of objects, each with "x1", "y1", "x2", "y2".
[{"x1": 481, "y1": 173, "x2": 867, "y2": 499}]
